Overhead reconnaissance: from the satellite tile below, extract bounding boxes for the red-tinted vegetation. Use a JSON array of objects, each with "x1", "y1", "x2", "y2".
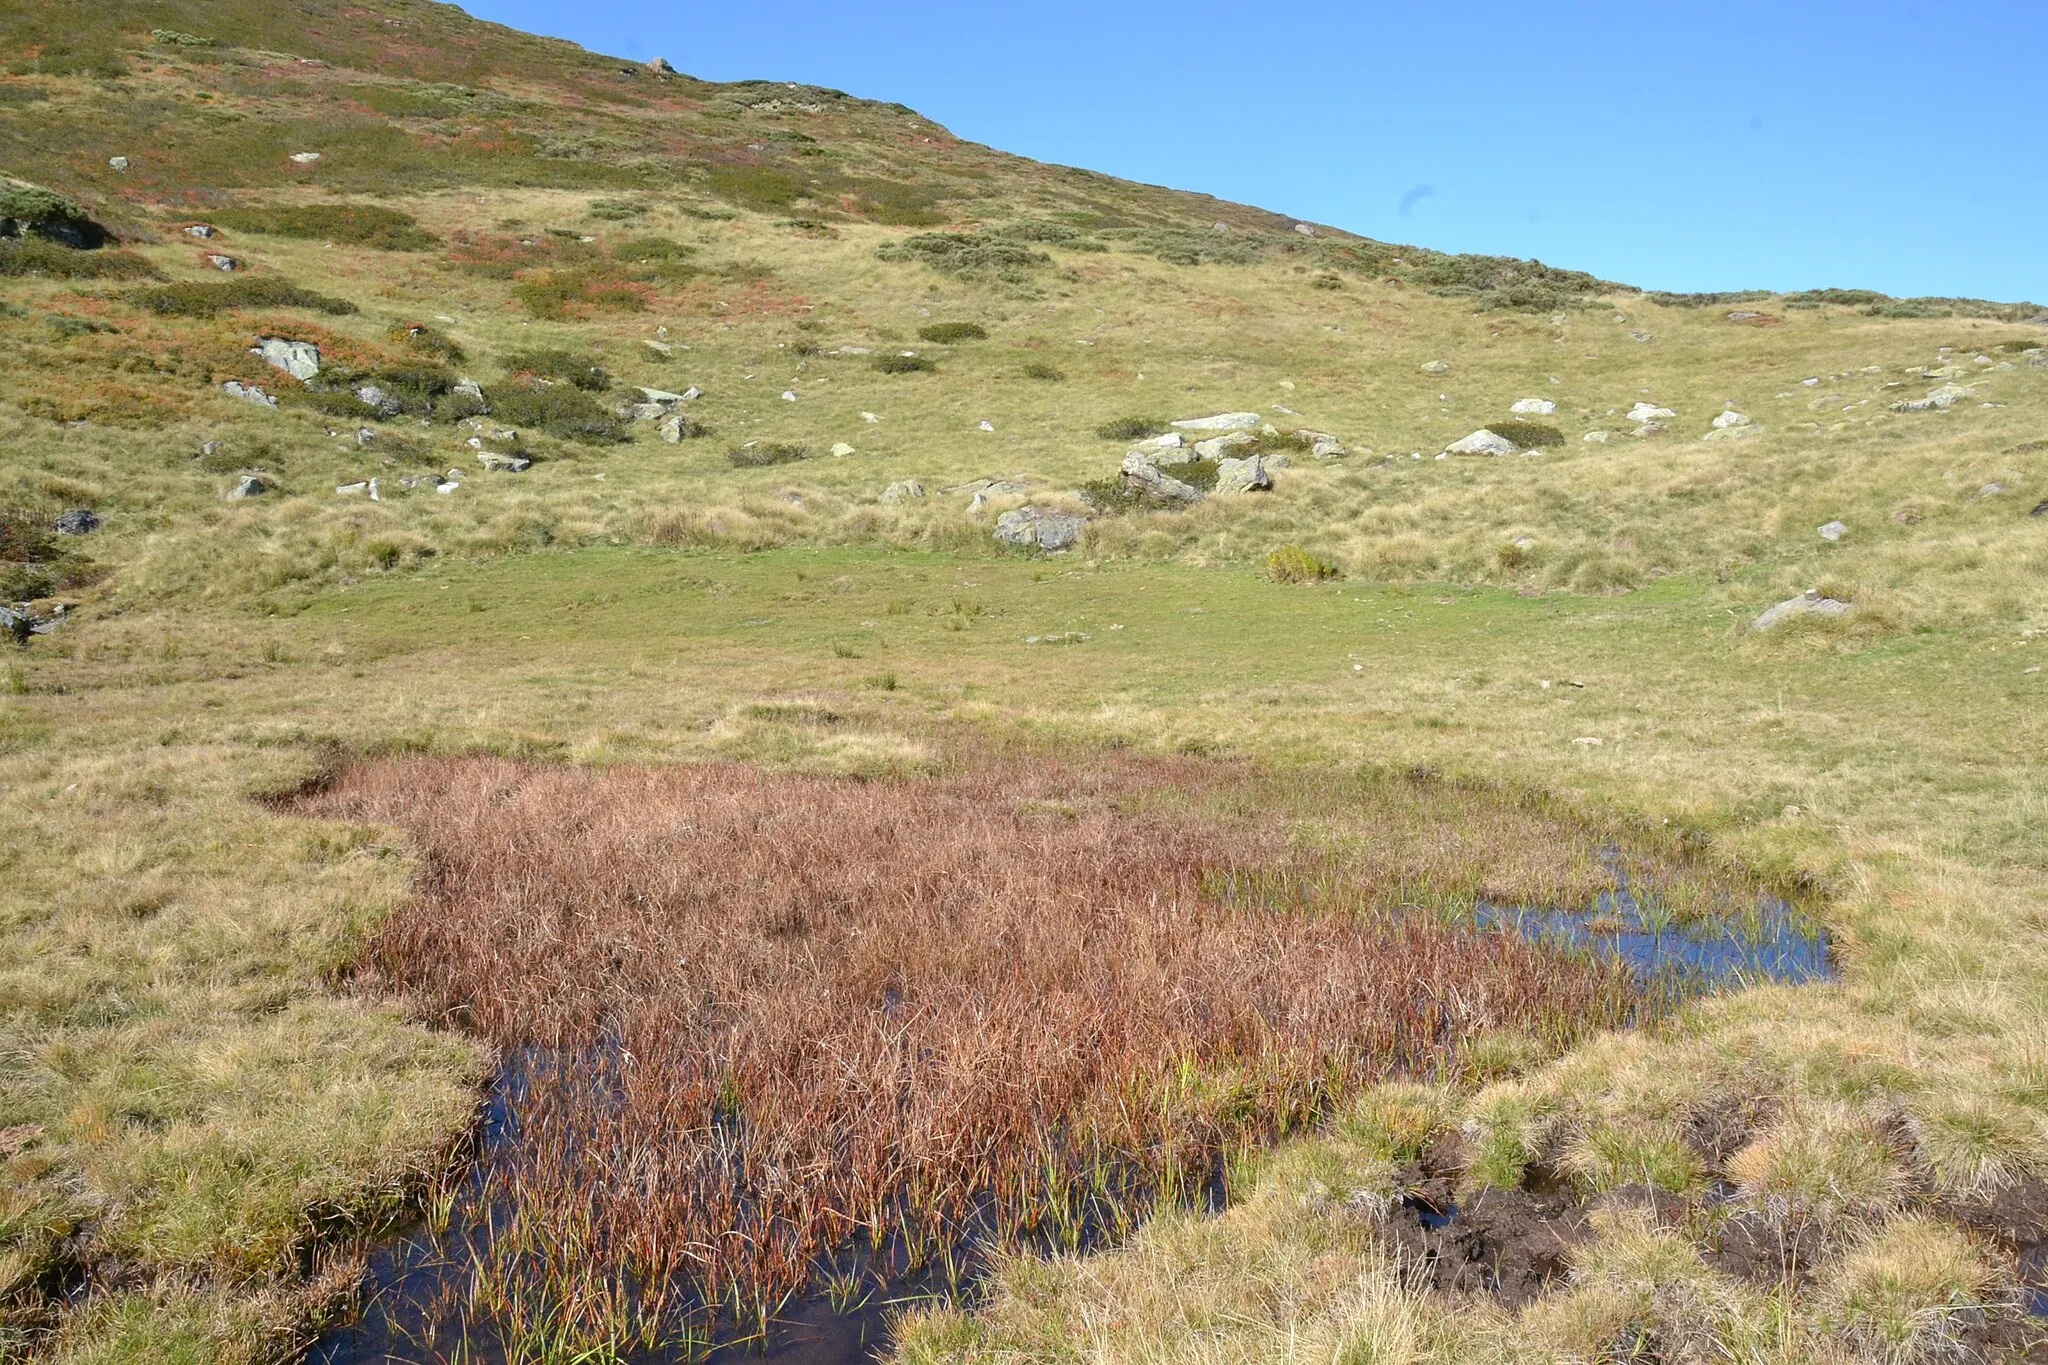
[{"x1": 296, "y1": 753, "x2": 1655, "y2": 1346}]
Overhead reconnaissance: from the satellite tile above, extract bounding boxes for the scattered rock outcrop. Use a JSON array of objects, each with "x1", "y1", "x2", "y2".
[
  {"x1": 994, "y1": 506, "x2": 1087, "y2": 551},
  {"x1": 1510, "y1": 398, "x2": 1556, "y2": 415},
  {"x1": 1121, "y1": 452, "x2": 1204, "y2": 504},
  {"x1": 879, "y1": 480, "x2": 925, "y2": 503},
  {"x1": 1213, "y1": 455, "x2": 1272, "y2": 495},
  {"x1": 53, "y1": 510, "x2": 101, "y2": 535},
  {"x1": 1892, "y1": 383, "x2": 1975, "y2": 413},
  {"x1": 226, "y1": 474, "x2": 269, "y2": 500},
  {"x1": 222, "y1": 380, "x2": 277, "y2": 408}
]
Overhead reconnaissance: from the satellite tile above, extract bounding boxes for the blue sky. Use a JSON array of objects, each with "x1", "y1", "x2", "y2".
[{"x1": 464, "y1": 0, "x2": 2046, "y2": 303}]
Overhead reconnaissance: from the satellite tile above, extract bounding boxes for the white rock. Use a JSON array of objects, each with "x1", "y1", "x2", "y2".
[
  {"x1": 1753, "y1": 590, "x2": 1851, "y2": 630},
  {"x1": 1293, "y1": 223, "x2": 1317, "y2": 237},
  {"x1": 336, "y1": 481, "x2": 369, "y2": 495},
  {"x1": 830, "y1": 442, "x2": 856, "y2": 458},
  {"x1": 1445, "y1": 429, "x2": 1518, "y2": 457},
  {"x1": 289, "y1": 151, "x2": 322, "y2": 164},
  {"x1": 1510, "y1": 398, "x2": 1556, "y2": 415},
  {"x1": 1891, "y1": 383, "x2": 1975, "y2": 413},
  {"x1": 1818, "y1": 520, "x2": 1847, "y2": 542},
  {"x1": 880, "y1": 479, "x2": 924, "y2": 503},
  {"x1": 108, "y1": 156, "x2": 129, "y2": 171},
  {"x1": 636, "y1": 386, "x2": 687, "y2": 405},
  {"x1": 978, "y1": 420, "x2": 995, "y2": 432},
  {"x1": 1627, "y1": 401, "x2": 1675, "y2": 424},
  {"x1": 1420, "y1": 360, "x2": 1450, "y2": 376},
  {"x1": 1712, "y1": 410, "x2": 1752, "y2": 428},
  {"x1": 252, "y1": 337, "x2": 321, "y2": 380},
  {"x1": 861, "y1": 411, "x2": 880, "y2": 423},
  {"x1": 1132, "y1": 432, "x2": 1185, "y2": 452},
  {"x1": 1583, "y1": 431, "x2": 1612, "y2": 444},
  {"x1": 994, "y1": 506, "x2": 1088, "y2": 551},
  {"x1": 1170, "y1": 412, "x2": 1261, "y2": 432},
  {"x1": 781, "y1": 390, "x2": 798, "y2": 403}
]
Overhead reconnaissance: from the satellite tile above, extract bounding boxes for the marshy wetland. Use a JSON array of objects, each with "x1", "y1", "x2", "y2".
[{"x1": 287, "y1": 751, "x2": 1823, "y2": 1361}]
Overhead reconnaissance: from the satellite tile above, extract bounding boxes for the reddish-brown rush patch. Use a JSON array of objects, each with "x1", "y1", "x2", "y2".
[{"x1": 293, "y1": 753, "x2": 1646, "y2": 1340}]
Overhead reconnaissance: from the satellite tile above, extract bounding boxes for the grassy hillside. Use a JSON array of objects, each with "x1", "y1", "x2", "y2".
[{"x1": 3, "y1": 2, "x2": 2048, "y2": 1363}]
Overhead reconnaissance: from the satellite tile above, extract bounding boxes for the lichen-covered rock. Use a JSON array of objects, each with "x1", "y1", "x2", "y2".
[
  {"x1": 252, "y1": 337, "x2": 320, "y2": 380},
  {"x1": 1213, "y1": 455, "x2": 1273, "y2": 495},
  {"x1": 880, "y1": 480, "x2": 925, "y2": 503},
  {"x1": 1170, "y1": 412, "x2": 1261, "y2": 432},
  {"x1": 994, "y1": 506, "x2": 1088, "y2": 551},
  {"x1": 1753, "y1": 591, "x2": 1850, "y2": 630},
  {"x1": 1120, "y1": 452, "x2": 1204, "y2": 504}
]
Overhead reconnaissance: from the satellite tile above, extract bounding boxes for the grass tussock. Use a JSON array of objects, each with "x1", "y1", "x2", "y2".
[
  {"x1": 292, "y1": 753, "x2": 1644, "y2": 1341},
  {"x1": 208, "y1": 203, "x2": 439, "y2": 250}
]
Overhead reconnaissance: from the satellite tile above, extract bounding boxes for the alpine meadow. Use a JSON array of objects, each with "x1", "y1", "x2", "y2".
[{"x1": 2, "y1": 4, "x2": 2048, "y2": 1364}]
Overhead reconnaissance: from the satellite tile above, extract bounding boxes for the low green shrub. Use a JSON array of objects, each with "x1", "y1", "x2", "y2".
[
  {"x1": 1488, "y1": 420, "x2": 1565, "y2": 448},
  {"x1": 127, "y1": 277, "x2": 357, "y2": 317},
  {"x1": 0, "y1": 182, "x2": 107, "y2": 248},
  {"x1": 1022, "y1": 361, "x2": 1064, "y2": 381},
  {"x1": 875, "y1": 232, "x2": 1048, "y2": 281},
  {"x1": 489, "y1": 380, "x2": 627, "y2": 443},
  {"x1": 1266, "y1": 545, "x2": 1342, "y2": 583},
  {"x1": 500, "y1": 348, "x2": 609, "y2": 391},
  {"x1": 1645, "y1": 289, "x2": 1774, "y2": 308},
  {"x1": 0, "y1": 241, "x2": 155, "y2": 278},
  {"x1": 918, "y1": 322, "x2": 987, "y2": 343},
  {"x1": 612, "y1": 235, "x2": 695, "y2": 261},
  {"x1": 727, "y1": 442, "x2": 809, "y2": 467},
  {"x1": 390, "y1": 322, "x2": 465, "y2": 364},
  {"x1": 511, "y1": 267, "x2": 649, "y2": 318},
  {"x1": 208, "y1": 204, "x2": 438, "y2": 251},
  {"x1": 587, "y1": 198, "x2": 648, "y2": 220},
  {"x1": 1096, "y1": 416, "x2": 1167, "y2": 441},
  {"x1": 997, "y1": 220, "x2": 1107, "y2": 251},
  {"x1": 873, "y1": 353, "x2": 936, "y2": 374}
]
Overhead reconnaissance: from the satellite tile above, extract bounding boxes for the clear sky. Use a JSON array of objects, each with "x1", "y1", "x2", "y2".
[{"x1": 461, "y1": 0, "x2": 2046, "y2": 304}]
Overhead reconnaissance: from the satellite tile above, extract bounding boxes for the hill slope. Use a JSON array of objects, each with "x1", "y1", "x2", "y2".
[{"x1": 4, "y1": 4, "x2": 2048, "y2": 1365}]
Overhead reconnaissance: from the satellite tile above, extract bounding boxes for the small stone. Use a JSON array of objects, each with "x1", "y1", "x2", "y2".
[
  {"x1": 1510, "y1": 398, "x2": 1556, "y2": 415},
  {"x1": 184, "y1": 224, "x2": 215, "y2": 238},
  {"x1": 1293, "y1": 222, "x2": 1316, "y2": 237},
  {"x1": 782, "y1": 390, "x2": 798, "y2": 402},
  {"x1": 643, "y1": 339, "x2": 674, "y2": 357},
  {"x1": 226, "y1": 474, "x2": 268, "y2": 500},
  {"x1": 879, "y1": 479, "x2": 925, "y2": 503},
  {"x1": 1131, "y1": 432, "x2": 1185, "y2": 452},
  {"x1": 453, "y1": 377, "x2": 487, "y2": 408},
  {"x1": 830, "y1": 442, "x2": 857, "y2": 458},
  {"x1": 1752, "y1": 590, "x2": 1851, "y2": 631},
  {"x1": 1627, "y1": 402, "x2": 1675, "y2": 424},
  {"x1": 1629, "y1": 330, "x2": 1653, "y2": 343},
  {"x1": 336, "y1": 481, "x2": 370, "y2": 495},
  {"x1": 628, "y1": 402, "x2": 670, "y2": 422},
  {"x1": 1583, "y1": 431, "x2": 1612, "y2": 444},
  {"x1": 1420, "y1": 360, "x2": 1450, "y2": 376},
  {"x1": 1702, "y1": 423, "x2": 1758, "y2": 442},
  {"x1": 1446, "y1": 429, "x2": 1518, "y2": 457},
  {"x1": 53, "y1": 509, "x2": 101, "y2": 535},
  {"x1": 1818, "y1": 520, "x2": 1847, "y2": 542},
  {"x1": 836, "y1": 345, "x2": 873, "y2": 356},
  {"x1": 356, "y1": 427, "x2": 376, "y2": 445},
  {"x1": 205, "y1": 253, "x2": 237, "y2": 271},
  {"x1": 1633, "y1": 422, "x2": 1668, "y2": 438},
  {"x1": 1213, "y1": 455, "x2": 1273, "y2": 495},
  {"x1": 356, "y1": 384, "x2": 396, "y2": 413},
  {"x1": 658, "y1": 414, "x2": 703, "y2": 443},
  {"x1": 289, "y1": 151, "x2": 322, "y2": 164},
  {"x1": 648, "y1": 56, "x2": 675, "y2": 74},
  {"x1": 1171, "y1": 412, "x2": 1261, "y2": 432},
  {"x1": 108, "y1": 156, "x2": 128, "y2": 171},
  {"x1": 978, "y1": 420, "x2": 995, "y2": 432},
  {"x1": 861, "y1": 411, "x2": 880, "y2": 423},
  {"x1": 637, "y1": 386, "x2": 688, "y2": 405},
  {"x1": 1712, "y1": 410, "x2": 1752, "y2": 428},
  {"x1": 478, "y1": 451, "x2": 531, "y2": 472}
]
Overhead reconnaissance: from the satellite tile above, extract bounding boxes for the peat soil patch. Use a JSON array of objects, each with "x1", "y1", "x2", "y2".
[{"x1": 287, "y1": 753, "x2": 1824, "y2": 1364}]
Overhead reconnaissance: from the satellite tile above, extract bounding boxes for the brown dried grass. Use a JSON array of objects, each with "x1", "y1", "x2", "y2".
[{"x1": 295, "y1": 753, "x2": 1647, "y2": 1341}]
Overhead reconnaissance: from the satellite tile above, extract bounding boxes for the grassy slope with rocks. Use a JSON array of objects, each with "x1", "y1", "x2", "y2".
[{"x1": 3, "y1": 2, "x2": 2048, "y2": 1362}]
